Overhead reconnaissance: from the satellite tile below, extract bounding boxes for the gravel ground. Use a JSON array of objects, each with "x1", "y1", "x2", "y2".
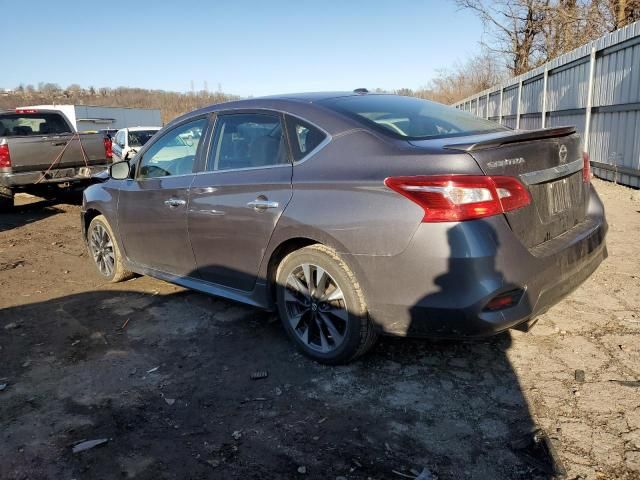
[{"x1": 0, "y1": 179, "x2": 638, "y2": 480}]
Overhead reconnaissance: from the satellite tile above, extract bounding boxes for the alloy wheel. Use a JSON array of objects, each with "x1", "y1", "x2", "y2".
[
  {"x1": 283, "y1": 263, "x2": 349, "y2": 353},
  {"x1": 89, "y1": 223, "x2": 115, "y2": 277}
]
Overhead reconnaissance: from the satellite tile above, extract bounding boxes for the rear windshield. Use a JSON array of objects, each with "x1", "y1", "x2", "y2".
[
  {"x1": 320, "y1": 95, "x2": 506, "y2": 140},
  {"x1": 128, "y1": 130, "x2": 158, "y2": 147},
  {"x1": 0, "y1": 113, "x2": 72, "y2": 136}
]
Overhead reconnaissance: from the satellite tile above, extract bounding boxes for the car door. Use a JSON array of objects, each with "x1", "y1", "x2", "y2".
[
  {"x1": 188, "y1": 111, "x2": 293, "y2": 291},
  {"x1": 117, "y1": 116, "x2": 209, "y2": 276}
]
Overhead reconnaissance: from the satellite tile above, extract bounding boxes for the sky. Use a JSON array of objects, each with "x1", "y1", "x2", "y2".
[{"x1": 3, "y1": 0, "x2": 485, "y2": 97}]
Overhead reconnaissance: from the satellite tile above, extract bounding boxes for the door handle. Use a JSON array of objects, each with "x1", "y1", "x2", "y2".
[
  {"x1": 247, "y1": 199, "x2": 279, "y2": 210},
  {"x1": 164, "y1": 198, "x2": 186, "y2": 207}
]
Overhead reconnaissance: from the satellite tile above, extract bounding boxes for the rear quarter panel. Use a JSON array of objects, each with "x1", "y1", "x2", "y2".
[{"x1": 263, "y1": 128, "x2": 485, "y2": 288}]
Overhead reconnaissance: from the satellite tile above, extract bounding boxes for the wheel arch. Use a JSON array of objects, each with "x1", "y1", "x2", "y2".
[
  {"x1": 82, "y1": 208, "x2": 103, "y2": 241},
  {"x1": 265, "y1": 237, "x2": 319, "y2": 305},
  {"x1": 262, "y1": 230, "x2": 371, "y2": 311}
]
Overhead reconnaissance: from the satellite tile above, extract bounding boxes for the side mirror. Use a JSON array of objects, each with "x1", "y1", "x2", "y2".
[{"x1": 110, "y1": 160, "x2": 131, "y2": 180}]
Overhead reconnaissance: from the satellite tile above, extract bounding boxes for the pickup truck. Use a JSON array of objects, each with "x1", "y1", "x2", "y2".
[{"x1": 0, "y1": 108, "x2": 112, "y2": 211}]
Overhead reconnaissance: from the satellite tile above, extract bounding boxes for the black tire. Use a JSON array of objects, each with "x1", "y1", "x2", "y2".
[
  {"x1": 0, "y1": 187, "x2": 14, "y2": 212},
  {"x1": 276, "y1": 244, "x2": 378, "y2": 364},
  {"x1": 87, "y1": 214, "x2": 134, "y2": 283}
]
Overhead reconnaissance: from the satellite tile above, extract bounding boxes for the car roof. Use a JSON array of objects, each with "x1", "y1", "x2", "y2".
[{"x1": 167, "y1": 91, "x2": 393, "y2": 133}]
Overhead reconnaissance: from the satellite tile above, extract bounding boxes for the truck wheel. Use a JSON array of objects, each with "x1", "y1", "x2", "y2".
[
  {"x1": 0, "y1": 187, "x2": 14, "y2": 212},
  {"x1": 87, "y1": 214, "x2": 134, "y2": 282},
  {"x1": 275, "y1": 244, "x2": 379, "y2": 364}
]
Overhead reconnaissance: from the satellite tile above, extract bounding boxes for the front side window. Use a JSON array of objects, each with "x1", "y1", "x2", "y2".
[
  {"x1": 285, "y1": 116, "x2": 327, "y2": 161},
  {"x1": 208, "y1": 113, "x2": 289, "y2": 171},
  {"x1": 320, "y1": 95, "x2": 506, "y2": 140},
  {"x1": 0, "y1": 113, "x2": 72, "y2": 136},
  {"x1": 137, "y1": 118, "x2": 206, "y2": 179}
]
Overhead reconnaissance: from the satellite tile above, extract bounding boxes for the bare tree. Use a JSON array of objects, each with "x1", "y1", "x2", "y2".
[
  {"x1": 396, "y1": 50, "x2": 506, "y2": 104},
  {"x1": 455, "y1": 0, "x2": 550, "y2": 75},
  {"x1": 607, "y1": 0, "x2": 640, "y2": 27},
  {"x1": 456, "y1": 0, "x2": 640, "y2": 77}
]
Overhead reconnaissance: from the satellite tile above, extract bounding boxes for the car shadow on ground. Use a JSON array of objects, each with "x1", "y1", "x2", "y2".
[
  {"x1": 0, "y1": 189, "x2": 83, "y2": 233},
  {"x1": 1, "y1": 283, "x2": 559, "y2": 480}
]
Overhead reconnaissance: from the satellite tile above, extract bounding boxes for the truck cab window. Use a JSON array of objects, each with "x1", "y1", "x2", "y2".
[{"x1": 0, "y1": 113, "x2": 72, "y2": 136}]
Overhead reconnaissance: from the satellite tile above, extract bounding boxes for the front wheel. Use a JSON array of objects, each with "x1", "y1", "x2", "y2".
[
  {"x1": 87, "y1": 215, "x2": 134, "y2": 282},
  {"x1": 275, "y1": 244, "x2": 378, "y2": 364}
]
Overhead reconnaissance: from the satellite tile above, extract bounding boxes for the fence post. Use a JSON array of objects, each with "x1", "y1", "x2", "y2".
[
  {"x1": 498, "y1": 87, "x2": 503, "y2": 125},
  {"x1": 516, "y1": 79, "x2": 523, "y2": 129},
  {"x1": 583, "y1": 45, "x2": 597, "y2": 153},
  {"x1": 486, "y1": 93, "x2": 490, "y2": 119},
  {"x1": 541, "y1": 66, "x2": 549, "y2": 128}
]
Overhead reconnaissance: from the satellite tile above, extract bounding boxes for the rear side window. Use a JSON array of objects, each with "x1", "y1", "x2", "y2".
[
  {"x1": 285, "y1": 116, "x2": 327, "y2": 161},
  {"x1": 320, "y1": 95, "x2": 506, "y2": 140},
  {"x1": 208, "y1": 113, "x2": 289, "y2": 171},
  {"x1": 0, "y1": 113, "x2": 72, "y2": 136}
]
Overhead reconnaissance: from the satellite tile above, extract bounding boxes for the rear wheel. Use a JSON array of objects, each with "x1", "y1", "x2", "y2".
[
  {"x1": 275, "y1": 244, "x2": 378, "y2": 364},
  {"x1": 87, "y1": 215, "x2": 134, "y2": 283},
  {"x1": 0, "y1": 187, "x2": 14, "y2": 212}
]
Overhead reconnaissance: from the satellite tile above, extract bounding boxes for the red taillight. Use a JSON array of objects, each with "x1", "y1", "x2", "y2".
[
  {"x1": 0, "y1": 143, "x2": 11, "y2": 168},
  {"x1": 104, "y1": 137, "x2": 112, "y2": 159},
  {"x1": 583, "y1": 151, "x2": 591, "y2": 183},
  {"x1": 384, "y1": 175, "x2": 531, "y2": 222},
  {"x1": 15, "y1": 108, "x2": 37, "y2": 114}
]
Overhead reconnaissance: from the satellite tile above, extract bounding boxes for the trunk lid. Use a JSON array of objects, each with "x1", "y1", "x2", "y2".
[{"x1": 411, "y1": 127, "x2": 589, "y2": 249}]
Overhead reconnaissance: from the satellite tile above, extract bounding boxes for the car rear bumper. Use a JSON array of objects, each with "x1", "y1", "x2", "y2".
[
  {"x1": 0, "y1": 165, "x2": 108, "y2": 188},
  {"x1": 349, "y1": 184, "x2": 607, "y2": 338}
]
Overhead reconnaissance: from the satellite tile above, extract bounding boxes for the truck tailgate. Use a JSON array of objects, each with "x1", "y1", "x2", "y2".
[{"x1": 5, "y1": 133, "x2": 107, "y2": 173}]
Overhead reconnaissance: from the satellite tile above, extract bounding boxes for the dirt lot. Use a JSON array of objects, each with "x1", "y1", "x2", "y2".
[{"x1": 0, "y1": 179, "x2": 639, "y2": 480}]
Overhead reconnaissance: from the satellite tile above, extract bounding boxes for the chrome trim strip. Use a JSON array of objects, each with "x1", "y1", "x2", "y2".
[
  {"x1": 519, "y1": 158, "x2": 583, "y2": 185},
  {"x1": 195, "y1": 163, "x2": 292, "y2": 175}
]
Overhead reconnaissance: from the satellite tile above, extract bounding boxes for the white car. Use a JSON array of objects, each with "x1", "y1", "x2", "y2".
[{"x1": 112, "y1": 127, "x2": 161, "y2": 161}]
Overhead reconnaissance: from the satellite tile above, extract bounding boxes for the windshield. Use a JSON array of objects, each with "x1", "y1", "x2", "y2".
[
  {"x1": 128, "y1": 130, "x2": 158, "y2": 147},
  {"x1": 320, "y1": 95, "x2": 506, "y2": 140}
]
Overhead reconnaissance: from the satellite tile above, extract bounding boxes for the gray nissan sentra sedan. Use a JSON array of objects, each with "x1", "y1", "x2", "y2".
[{"x1": 81, "y1": 91, "x2": 607, "y2": 364}]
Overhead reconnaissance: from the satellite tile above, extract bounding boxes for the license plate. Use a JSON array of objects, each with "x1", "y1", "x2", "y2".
[{"x1": 547, "y1": 178, "x2": 572, "y2": 215}]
